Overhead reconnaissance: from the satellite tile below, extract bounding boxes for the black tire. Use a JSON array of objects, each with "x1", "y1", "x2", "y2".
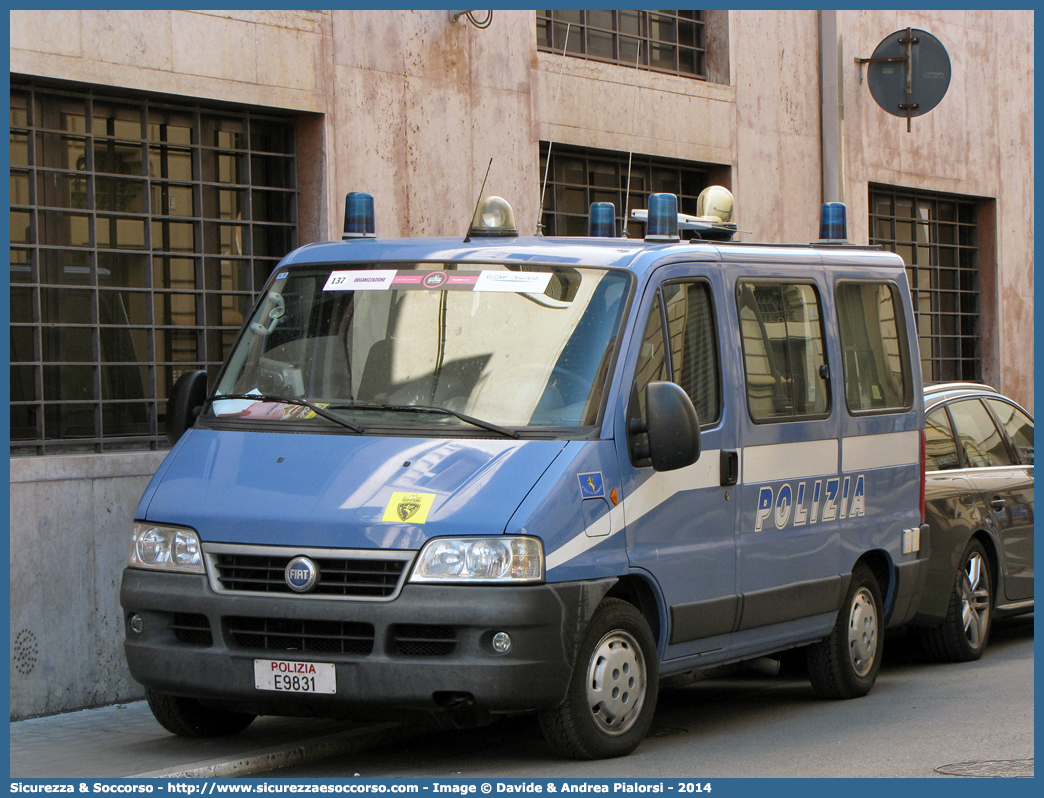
[
  {"x1": 538, "y1": 598, "x2": 659, "y2": 759},
  {"x1": 145, "y1": 688, "x2": 256, "y2": 737},
  {"x1": 918, "y1": 539, "x2": 993, "y2": 663},
  {"x1": 807, "y1": 562, "x2": 882, "y2": 699}
]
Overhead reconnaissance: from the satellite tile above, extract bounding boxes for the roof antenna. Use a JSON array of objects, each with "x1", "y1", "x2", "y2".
[
  {"x1": 537, "y1": 21, "x2": 572, "y2": 235},
  {"x1": 621, "y1": 40, "x2": 643, "y2": 238},
  {"x1": 463, "y1": 156, "x2": 493, "y2": 243}
]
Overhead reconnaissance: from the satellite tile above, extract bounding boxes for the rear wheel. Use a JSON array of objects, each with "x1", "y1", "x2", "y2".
[
  {"x1": 807, "y1": 563, "x2": 882, "y2": 699},
  {"x1": 538, "y1": 599, "x2": 659, "y2": 759},
  {"x1": 145, "y1": 688, "x2": 256, "y2": 737},
  {"x1": 919, "y1": 539, "x2": 993, "y2": 662}
]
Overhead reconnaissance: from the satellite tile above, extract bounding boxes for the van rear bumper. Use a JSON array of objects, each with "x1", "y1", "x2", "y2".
[{"x1": 121, "y1": 568, "x2": 613, "y2": 719}]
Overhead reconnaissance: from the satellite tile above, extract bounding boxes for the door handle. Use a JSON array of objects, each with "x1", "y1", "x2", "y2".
[
  {"x1": 990, "y1": 497, "x2": 1006, "y2": 513},
  {"x1": 720, "y1": 450, "x2": 738, "y2": 487}
]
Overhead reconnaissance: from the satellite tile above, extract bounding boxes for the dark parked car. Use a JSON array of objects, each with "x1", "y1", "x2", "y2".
[{"x1": 911, "y1": 383, "x2": 1034, "y2": 661}]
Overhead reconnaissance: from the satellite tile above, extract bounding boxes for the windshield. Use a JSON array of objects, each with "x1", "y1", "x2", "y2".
[{"x1": 208, "y1": 262, "x2": 631, "y2": 433}]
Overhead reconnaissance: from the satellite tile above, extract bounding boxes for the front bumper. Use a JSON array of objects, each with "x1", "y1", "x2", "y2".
[{"x1": 121, "y1": 568, "x2": 612, "y2": 720}]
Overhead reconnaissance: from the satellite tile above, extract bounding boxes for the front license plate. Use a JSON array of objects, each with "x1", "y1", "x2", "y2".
[{"x1": 254, "y1": 659, "x2": 336, "y2": 694}]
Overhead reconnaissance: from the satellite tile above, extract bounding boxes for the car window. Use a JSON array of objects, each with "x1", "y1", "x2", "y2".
[
  {"x1": 925, "y1": 408, "x2": 961, "y2": 471},
  {"x1": 836, "y1": 282, "x2": 910, "y2": 413},
  {"x1": 632, "y1": 281, "x2": 722, "y2": 427},
  {"x1": 632, "y1": 291, "x2": 670, "y2": 421},
  {"x1": 661, "y1": 280, "x2": 721, "y2": 426},
  {"x1": 986, "y1": 399, "x2": 1034, "y2": 465},
  {"x1": 947, "y1": 399, "x2": 1013, "y2": 468},
  {"x1": 737, "y1": 281, "x2": 828, "y2": 421}
]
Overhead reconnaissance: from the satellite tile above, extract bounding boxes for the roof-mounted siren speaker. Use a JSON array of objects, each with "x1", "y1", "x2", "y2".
[
  {"x1": 589, "y1": 202, "x2": 616, "y2": 237},
  {"x1": 817, "y1": 202, "x2": 848, "y2": 244},
  {"x1": 688, "y1": 185, "x2": 738, "y2": 241},
  {"x1": 468, "y1": 196, "x2": 518, "y2": 238},
  {"x1": 343, "y1": 192, "x2": 376, "y2": 239},
  {"x1": 646, "y1": 193, "x2": 679, "y2": 241}
]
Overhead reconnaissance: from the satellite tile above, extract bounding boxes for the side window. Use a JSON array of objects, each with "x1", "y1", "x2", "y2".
[
  {"x1": 986, "y1": 399, "x2": 1034, "y2": 465},
  {"x1": 925, "y1": 408, "x2": 961, "y2": 471},
  {"x1": 661, "y1": 281, "x2": 721, "y2": 425},
  {"x1": 632, "y1": 291, "x2": 669, "y2": 420},
  {"x1": 948, "y1": 399, "x2": 1013, "y2": 468},
  {"x1": 737, "y1": 281, "x2": 828, "y2": 421},
  {"x1": 835, "y1": 282, "x2": 910, "y2": 412}
]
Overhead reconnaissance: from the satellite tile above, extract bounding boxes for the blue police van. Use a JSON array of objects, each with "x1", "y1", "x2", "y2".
[{"x1": 121, "y1": 188, "x2": 929, "y2": 759}]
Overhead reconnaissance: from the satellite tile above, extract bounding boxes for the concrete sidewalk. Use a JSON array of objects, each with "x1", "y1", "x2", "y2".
[{"x1": 9, "y1": 701, "x2": 416, "y2": 779}]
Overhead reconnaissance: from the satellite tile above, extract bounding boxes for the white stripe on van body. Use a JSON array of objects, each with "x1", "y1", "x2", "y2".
[
  {"x1": 742, "y1": 439, "x2": 838, "y2": 484},
  {"x1": 545, "y1": 449, "x2": 722, "y2": 571},
  {"x1": 842, "y1": 430, "x2": 920, "y2": 471}
]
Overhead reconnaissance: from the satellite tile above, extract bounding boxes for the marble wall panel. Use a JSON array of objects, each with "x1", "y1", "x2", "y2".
[{"x1": 171, "y1": 11, "x2": 258, "y2": 85}]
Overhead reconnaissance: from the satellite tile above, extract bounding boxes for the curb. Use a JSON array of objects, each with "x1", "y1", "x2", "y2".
[{"x1": 129, "y1": 722, "x2": 423, "y2": 779}]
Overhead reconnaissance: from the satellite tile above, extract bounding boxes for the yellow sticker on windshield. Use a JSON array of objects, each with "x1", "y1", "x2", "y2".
[{"x1": 382, "y1": 492, "x2": 437, "y2": 524}]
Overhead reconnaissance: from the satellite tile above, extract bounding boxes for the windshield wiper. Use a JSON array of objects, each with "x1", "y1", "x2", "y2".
[
  {"x1": 211, "y1": 393, "x2": 365, "y2": 434},
  {"x1": 329, "y1": 402, "x2": 520, "y2": 440}
]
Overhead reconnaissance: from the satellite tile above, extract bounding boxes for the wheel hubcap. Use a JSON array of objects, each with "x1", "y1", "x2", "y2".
[
  {"x1": 586, "y1": 630, "x2": 646, "y2": 735},
  {"x1": 961, "y1": 552, "x2": 991, "y2": 648},
  {"x1": 847, "y1": 587, "x2": 878, "y2": 677}
]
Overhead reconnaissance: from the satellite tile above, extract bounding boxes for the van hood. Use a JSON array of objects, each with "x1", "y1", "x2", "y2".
[{"x1": 140, "y1": 428, "x2": 568, "y2": 550}]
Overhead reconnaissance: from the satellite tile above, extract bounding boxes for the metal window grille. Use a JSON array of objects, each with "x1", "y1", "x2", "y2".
[
  {"x1": 868, "y1": 187, "x2": 980, "y2": 382},
  {"x1": 539, "y1": 143, "x2": 711, "y2": 238},
  {"x1": 10, "y1": 82, "x2": 298, "y2": 454},
  {"x1": 537, "y1": 10, "x2": 707, "y2": 79}
]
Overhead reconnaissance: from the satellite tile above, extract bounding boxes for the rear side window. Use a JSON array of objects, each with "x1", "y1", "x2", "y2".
[
  {"x1": 925, "y1": 408, "x2": 961, "y2": 471},
  {"x1": 986, "y1": 399, "x2": 1034, "y2": 465},
  {"x1": 948, "y1": 399, "x2": 1013, "y2": 468},
  {"x1": 835, "y1": 282, "x2": 911, "y2": 413},
  {"x1": 737, "y1": 281, "x2": 828, "y2": 421}
]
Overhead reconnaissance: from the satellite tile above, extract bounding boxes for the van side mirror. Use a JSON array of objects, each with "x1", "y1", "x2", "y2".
[
  {"x1": 166, "y1": 370, "x2": 208, "y2": 446},
  {"x1": 635, "y1": 381, "x2": 701, "y2": 471}
]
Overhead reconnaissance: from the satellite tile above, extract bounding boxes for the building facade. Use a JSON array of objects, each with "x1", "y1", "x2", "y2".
[{"x1": 8, "y1": 9, "x2": 1034, "y2": 717}]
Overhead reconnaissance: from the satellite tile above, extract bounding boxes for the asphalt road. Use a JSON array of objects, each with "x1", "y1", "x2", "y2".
[{"x1": 255, "y1": 614, "x2": 1033, "y2": 779}]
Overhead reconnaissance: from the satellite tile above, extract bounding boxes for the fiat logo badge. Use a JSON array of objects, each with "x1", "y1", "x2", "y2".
[{"x1": 285, "y1": 556, "x2": 319, "y2": 593}]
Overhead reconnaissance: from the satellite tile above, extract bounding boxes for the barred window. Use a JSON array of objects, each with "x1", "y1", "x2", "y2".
[
  {"x1": 10, "y1": 82, "x2": 297, "y2": 454},
  {"x1": 539, "y1": 144, "x2": 711, "y2": 239},
  {"x1": 869, "y1": 187, "x2": 980, "y2": 382},
  {"x1": 537, "y1": 10, "x2": 707, "y2": 79}
]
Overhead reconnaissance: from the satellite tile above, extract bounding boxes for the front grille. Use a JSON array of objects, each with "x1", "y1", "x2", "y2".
[
  {"x1": 209, "y1": 551, "x2": 410, "y2": 599},
  {"x1": 171, "y1": 613, "x2": 213, "y2": 646},
  {"x1": 392, "y1": 624, "x2": 456, "y2": 656},
  {"x1": 226, "y1": 616, "x2": 375, "y2": 655}
]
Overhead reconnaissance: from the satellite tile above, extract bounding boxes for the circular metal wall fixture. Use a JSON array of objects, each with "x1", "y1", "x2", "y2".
[{"x1": 856, "y1": 27, "x2": 951, "y2": 131}]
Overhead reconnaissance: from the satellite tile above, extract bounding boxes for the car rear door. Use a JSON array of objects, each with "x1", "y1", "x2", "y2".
[{"x1": 948, "y1": 398, "x2": 1034, "y2": 602}]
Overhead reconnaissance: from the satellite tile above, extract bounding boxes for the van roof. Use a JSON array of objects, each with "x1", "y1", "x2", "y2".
[{"x1": 282, "y1": 235, "x2": 907, "y2": 277}]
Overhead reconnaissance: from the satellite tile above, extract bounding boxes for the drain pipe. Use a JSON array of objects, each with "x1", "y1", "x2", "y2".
[{"x1": 819, "y1": 10, "x2": 844, "y2": 204}]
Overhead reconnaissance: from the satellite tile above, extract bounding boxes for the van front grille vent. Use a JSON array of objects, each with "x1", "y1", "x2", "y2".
[
  {"x1": 203, "y1": 545, "x2": 415, "y2": 601},
  {"x1": 226, "y1": 616, "x2": 375, "y2": 655}
]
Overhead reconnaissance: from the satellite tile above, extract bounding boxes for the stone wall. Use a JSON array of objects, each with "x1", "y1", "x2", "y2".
[{"x1": 10, "y1": 453, "x2": 167, "y2": 719}]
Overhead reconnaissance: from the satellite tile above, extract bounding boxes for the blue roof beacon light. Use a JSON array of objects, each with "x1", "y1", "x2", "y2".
[
  {"x1": 343, "y1": 192, "x2": 376, "y2": 239},
  {"x1": 818, "y1": 201, "x2": 848, "y2": 244},
  {"x1": 588, "y1": 202, "x2": 616, "y2": 237},
  {"x1": 646, "y1": 193, "x2": 679, "y2": 241}
]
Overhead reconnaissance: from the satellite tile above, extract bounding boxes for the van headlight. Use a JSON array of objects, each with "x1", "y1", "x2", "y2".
[
  {"x1": 129, "y1": 523, "x2": 205, "y2": 574},
  {"x1": 409, "y1": 536, "x2": 544, "y2": 583}
]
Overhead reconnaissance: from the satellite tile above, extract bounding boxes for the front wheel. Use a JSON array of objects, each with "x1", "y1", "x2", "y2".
[
  {"x1": 806, "y1": 563, "x2": 882, "y2": 699},
  {"x1": 145, "y1": 688, "x2": 256, "y2": 737},
  {"x1": 538, "y1": 599, "x2": 659, "y2": 759},
  {"x1": 918, "y1": 539, "x2": 993, "y2": 662}
]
